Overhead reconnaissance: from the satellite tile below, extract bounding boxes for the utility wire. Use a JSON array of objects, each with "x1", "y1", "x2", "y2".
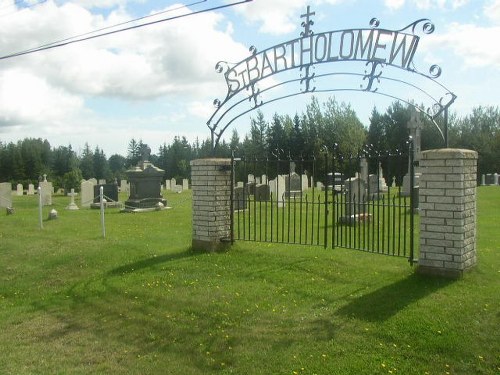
[
  {"x1": 0, "y1": 0, "x2": 252, "y2": 61},
  {"x1": 16, "y1": 0, "x2": 208, "y2": 55}
]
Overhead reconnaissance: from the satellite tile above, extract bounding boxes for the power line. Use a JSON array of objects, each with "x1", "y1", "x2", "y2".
[
  {"x1": 0, "y1": 0, "x2": 253, "y2": 61},
  {"x1": 17, "y1": 0, "x2": 208, "y2": 55}
]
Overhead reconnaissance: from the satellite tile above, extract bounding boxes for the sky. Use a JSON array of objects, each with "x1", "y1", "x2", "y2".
[{"x1": 0, "y1": 0, "x2": 498, "y2": 156}]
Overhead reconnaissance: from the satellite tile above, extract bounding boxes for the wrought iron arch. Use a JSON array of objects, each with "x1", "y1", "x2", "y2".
[{"x1": 207, "y1": 6, "x2": 456, "y2": 151}]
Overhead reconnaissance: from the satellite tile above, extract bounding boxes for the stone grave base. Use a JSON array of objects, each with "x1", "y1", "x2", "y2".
[
  {"x1": 122, "y1": 197, "x2": 168, "y2": 211},
  {"x1": 121, "y1": 205, "x2": 171, "y2": 213},
  {"x1": 90, "y1": 201, "x2": 123, "y2": 209}
]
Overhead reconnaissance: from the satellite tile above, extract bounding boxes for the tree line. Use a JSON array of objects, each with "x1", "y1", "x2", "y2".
[{"x1": 0, "y1": 97, "x2": 498, "y2": 191}]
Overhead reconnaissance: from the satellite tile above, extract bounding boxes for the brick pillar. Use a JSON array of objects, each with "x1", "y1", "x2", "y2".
[
  {"x1": 418, "y1": 149, "x2": 478, "y2": 278},
  {"x1": 190, "y1": 158, "x2": 232, "y2": 252}
]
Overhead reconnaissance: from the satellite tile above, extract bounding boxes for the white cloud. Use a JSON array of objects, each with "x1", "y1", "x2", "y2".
[
  {"x1": 383, "y1": 0, "x2": 469, "y2": 11},
  {"x1": 484, "y1": 0, "x2": 500, "y2": 23},
  {"x1": 421, "y1": 22, "x2": 500, "y2": 69},
  {"x1": 0, "y1": 1, "x2": 249, "y2": 131},
  {"x1": 0, "y1": 69, "x2": 83, "y2": 127},
  {"x1": 384, "y1": 0, "x2": 405, "y2": 10}
]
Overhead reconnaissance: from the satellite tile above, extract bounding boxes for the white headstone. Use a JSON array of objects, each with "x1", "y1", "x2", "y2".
[
  {"x1": 261, "y1": 174, "x2": 268, "y2": 184},
  {"x1": 89, "y1": 178, "x2": 98, "y2": 186},
  {"x1": 66, "y1": 188, "x2": 79, "y2": 210},
  {"x1": 173, "y1": 185, "x2": 183, "y2": 193},
  {"x1": 165, "y1": 180, "x2": 171, "y2": 190},
  {"x1": 98, "y1": 179, "x2": 106, "y2": 185},
  {"x1": 16, "y1": 184, "x2": 23, "y2": 196},
  {"x1": 182, "y1": 179, "x2": 189, "y2": 190},
  {"x1": 171, "y1": 178, "x2": 177, "y2": 189},
  {"x1": 269, "y1": 175, "x2": 286, "y2": 207},
  {"x1": 248, "y1": 174, "x2": 255, "y2": 183},
  {"x1": 120, "y1": 180, "x2": 130, "y2": 193},
  {"x1": 0, "y1": 183, "x2": 12, "y2": 208},
  {"x1": 80, "y1": 180, "x2": 94, "y2": 208},
  {"x1": 27, "y1": 184, "x2": 35, "y2": 195},
  {"x1": 301, "y1": 174, "x2": 309, "y2": 191},
  {"x1": 39, "y1": 179, "x2": 53, "y2": 206}
]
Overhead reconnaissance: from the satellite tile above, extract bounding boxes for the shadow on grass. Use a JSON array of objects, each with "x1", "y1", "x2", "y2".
[
  {"x1": 337, "y1": 272, "x2": 455, "y2": 322},
  {"x1": 107, "y1": 247, "x2": 198, "y2": 276}
]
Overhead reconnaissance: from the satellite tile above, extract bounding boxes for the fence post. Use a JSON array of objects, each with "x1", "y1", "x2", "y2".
[
  {"x1": 38, "y1": 186, "x2": 43, "y2": 229},
  {"x1": 418, "y1": 149, "x2": 478, "y2": 277},
  {"x1": 190, "y1": 158, "x2": 232, "y2": 252}
]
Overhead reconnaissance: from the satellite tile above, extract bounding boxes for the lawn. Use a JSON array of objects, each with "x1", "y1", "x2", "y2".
[{"x1": 0, "y1": 187, "x2": 498, "y2": 374}]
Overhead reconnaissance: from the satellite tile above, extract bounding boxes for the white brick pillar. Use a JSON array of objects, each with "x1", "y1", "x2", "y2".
[
  {"x1": 418, "y1": 149, "x2": 478, "y2": 277},
  {"x1": 190, "y1": 158, "x2": 232, "y2": 252}
]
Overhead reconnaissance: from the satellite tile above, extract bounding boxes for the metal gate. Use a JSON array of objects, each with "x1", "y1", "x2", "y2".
[{"x1": 230, "y1": 143, "x2": 417, "y2": 264}]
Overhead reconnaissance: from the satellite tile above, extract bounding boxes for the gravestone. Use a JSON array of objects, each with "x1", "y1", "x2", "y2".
[
  {"x1": 98, "y1": 179, "x2": 106, "y2": 185},
  {"x1": 0, "y1": 183, "x2": 12, "y2": 209},
  {"x1": 481, "y1": 174, "x2": 485, "y2": 186},
  {"x1": 88, "y1": 178, "x2": 97, "y2": 185},
  {"x1": 360, "y1": 157, "x2": 368, "y2": 183},
  {"x1": 80, "y1": 180, "x2": 94, "y2": 208},
  {"x1": 165, "y1": 180, "x2": 171, "y2": 191},
  {"x1": 285, "y1": 163, "x2": 302, "y2": 198},
  {"x1": 285, "y1": 173, "x2": 302, "y2": 198},
  {"x1": 343, "y1": 177, "x2": 366, "y2": 218},
  {"x1": 494, "y1": 173, "x2": 499, "y2": 185},
  {"x1": 233, "y1": 186, "x2": 247, "y2": 210},
  {"x1": 66, "y1": 188, "x2": 79, "y2": 210},
  {"x1": 182, "y1": 179, "x2": 189, "y2": 191},
  {"x1": 248, "y1": 174, "x2": 255, "y2": 183},
  {"x1": 27, "y1": 184, "x2": 35, "y2": 195},
  {"x1": 172, "y1": 184, "x2": 183, "y2": 193},
  {"x1": 39, "y1": 175, "x2": 53, "y2": 206},
  {"x1": 255, "y1": 184, "x2": 270, "y2": 202},
  {"x1": 171, "y1": 178, "x2": 177, "y2": 189},
  {"x1": 124, "y1": 149, "x2": 167, "y2": 210},
  {"x1": 269, "y1": 175, "x2": 286, "y2": 207},
  {"x1": 236, "y1": 181, "x2": 244, "y2": 188},
  {"x1": 368, "y1": 164, "x2": 388, "y2": 199},
  {"x1": 16, "y1": 184, "x2": 23, "y2": 196},
  {"x1": 246, "y1": 181, "x2": 256, "y2": 195},
  {"x1": 261, "y1": 174, "x2": 268, "y2": 184},
  {"x1": 402, "y1": 110, "x2": 422, "y2": 196},
  {"x1": 316, "y1": 181, "x2": 324, "y2": 190},
  {"x1": 301, "y1": 174, "x2": 309, "y2": 192},
  {"x1": 93, "y1": 183, "x2": 119, "y2": 208},
  {"x1": 120, "y1": 180, "x2": 130, "y2": 193}
]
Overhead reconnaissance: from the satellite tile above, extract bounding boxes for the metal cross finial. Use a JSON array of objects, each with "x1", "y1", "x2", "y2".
[{"x1": 300, "y1": 5, "x2": 315, "y2": 36}]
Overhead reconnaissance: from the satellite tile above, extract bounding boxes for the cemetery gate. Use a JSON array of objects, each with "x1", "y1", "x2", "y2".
[{"x1": 230, "y1": 142, "x2": 417, "y2": 264}]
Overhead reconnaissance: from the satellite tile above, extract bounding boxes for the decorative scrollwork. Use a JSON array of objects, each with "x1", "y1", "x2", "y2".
[
  {"x1": 429, "y1": 64, "x2": 442, "y2": 78},
  {"x1": 361, "y1": 61, "x2": 383, "y2": 92},
  {"x1": 369, "y1": 18, "x2": 380, "y2": 28},
  {"x1": 398, "y1": 18, "x2": 435, "y2": 35},
  {"x1": 249, "y1": 45, "x2": 258, "y2": 56},
  {"x1": 215, "y1": 61, "x2": 229, "y2": 74}
]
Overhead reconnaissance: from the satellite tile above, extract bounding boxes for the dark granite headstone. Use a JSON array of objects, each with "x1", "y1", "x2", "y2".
[
  {"x1": 255, "y1": 184, "x2": 270, "y2": 202},
  {"x1": 94, "y1": 183, "x2": 118, "y2": 203},
  {"x1": 233, "y1": 186, "x2": 247, "y2": 210}
]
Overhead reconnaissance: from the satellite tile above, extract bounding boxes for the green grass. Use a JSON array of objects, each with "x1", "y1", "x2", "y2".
[{"x1": 0, "y1": 188, "x2": 498, "y2": 374}]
